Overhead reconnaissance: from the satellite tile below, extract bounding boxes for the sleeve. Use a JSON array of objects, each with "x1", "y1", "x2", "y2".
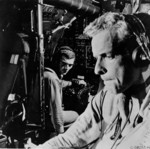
[
  {"x1": 61, "y1": 80, "x2": 72, "y2": 88},
  {"x1": 36, "y1": 91, "x2": 104, "y2": 149},
  {"x1": 45, "y1": 72, "x2": 64, "y2": 134}
]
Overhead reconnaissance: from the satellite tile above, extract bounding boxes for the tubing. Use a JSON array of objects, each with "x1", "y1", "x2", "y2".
[
  {"x1": 44, "y1": 0, "x2": 100, "y2": 15},
  {"x1": 0, "y1": 0, "x2": 100, "y2": 15}
]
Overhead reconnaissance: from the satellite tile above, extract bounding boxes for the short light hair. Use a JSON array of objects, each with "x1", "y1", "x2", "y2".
[{"x1": 83, "y1": 12, "x2": 141, "y2": 55}]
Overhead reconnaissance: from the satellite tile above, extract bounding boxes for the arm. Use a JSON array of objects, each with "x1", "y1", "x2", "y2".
[
  {"x1": 61, "y1": 79, "x2": 87, "y2": 88},
  {"x1": 61, "y1": 80, "x2": 72, "y2": 88},
  {"x1": 45, "y1": 71, "x2": 64, "y2": 134},
  {"x1": 35, "y1": 91, "x2": 104, "y2": 149}
]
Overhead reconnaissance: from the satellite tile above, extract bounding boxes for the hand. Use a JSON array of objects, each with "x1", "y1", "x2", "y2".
[
  {"x1": 72, "y1": 79, "x2": 87, "y2": 86},
  {"x1": 24, "y1": 138, "x2": 37, "y2": 149},
  {"x1": 78, "y1": 80, "x2": 87, "y2": 86}
]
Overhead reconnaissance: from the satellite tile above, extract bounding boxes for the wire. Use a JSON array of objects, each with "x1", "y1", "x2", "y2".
[{"x1": 110, "y1": 98, "x2": 133, "y2": 149}]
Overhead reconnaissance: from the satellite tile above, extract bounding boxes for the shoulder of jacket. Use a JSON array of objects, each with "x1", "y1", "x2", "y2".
[{"x1": 44, "y1": 67, "x2": 59, "y2": 81}]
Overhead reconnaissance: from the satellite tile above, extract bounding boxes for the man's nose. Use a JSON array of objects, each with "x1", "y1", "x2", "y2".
[
  {"x1": 94, "y1": 57, "x2": 106, "y2": 75},
  {"x1": 64, "y1": 64, "x2": 70, "y2": 70}
]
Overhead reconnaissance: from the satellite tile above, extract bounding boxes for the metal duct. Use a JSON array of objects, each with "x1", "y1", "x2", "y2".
[
  {"x1": 44, "y1": 0, "x2": 100, "y2": 15},
  {"x1": 0, "y1": 0, "x2": 100, "y2": 15}
]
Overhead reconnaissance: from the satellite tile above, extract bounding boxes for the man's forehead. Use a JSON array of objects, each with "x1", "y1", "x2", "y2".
[
  {"x1": 61, "y1": 57, "x2": 75, "y2": 64},
  {"x1": 91, "y1": 30, "x2": 112, "y2": 57}
]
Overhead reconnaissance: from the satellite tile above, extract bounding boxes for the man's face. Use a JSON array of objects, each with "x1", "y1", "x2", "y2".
[
  {"x1": 59, "y1": 57, "x2": 75, "y2": 76},
  {"x1": 92, "y1": 30, "x2": 140, "y2": 94}
]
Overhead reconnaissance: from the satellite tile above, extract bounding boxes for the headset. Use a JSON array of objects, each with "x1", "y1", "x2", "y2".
[
  {"x1": 123, "y1": 14, "x2": 150, "y2": 66},
  {"x1": 58, "y1": 46, "x2": 74, "y2": 53}
]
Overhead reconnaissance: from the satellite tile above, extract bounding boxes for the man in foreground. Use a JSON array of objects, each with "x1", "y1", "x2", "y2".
[{"x1": 26, "y1": 12, "x2": 150, "y2": 149}]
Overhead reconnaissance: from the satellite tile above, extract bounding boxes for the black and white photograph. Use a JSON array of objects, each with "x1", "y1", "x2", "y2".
[{"x1": 0, "y1": 0, "x2": 150, "y2": 149}]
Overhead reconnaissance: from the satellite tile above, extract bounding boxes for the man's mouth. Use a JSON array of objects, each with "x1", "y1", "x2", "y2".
[{"x1": 62, "y1": 70, "x2": 68, "y2": 74}]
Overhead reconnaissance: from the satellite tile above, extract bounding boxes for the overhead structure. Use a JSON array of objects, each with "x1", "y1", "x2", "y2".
[
  {"x1": 0, "y1": 0, "x2": 100, "y2": 15},
  {"x1": 44, "y1": 0, "x2": 100, "y2": 15}
]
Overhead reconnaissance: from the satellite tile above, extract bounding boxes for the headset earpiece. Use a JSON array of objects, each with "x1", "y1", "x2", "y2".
[
  {"x1": 124, "y1": 14, "x2": 150, "y2": 67},
  {"x1": 132, "y1": 46, "x2": 139, "y2": 65},
  {"x1": 132, "y1": 46, "x2": 149, "y2": 66}
]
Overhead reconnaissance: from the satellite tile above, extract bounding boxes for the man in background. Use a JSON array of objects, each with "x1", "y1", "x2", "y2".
[{"x1": 44, "y1": 46, "x2": 79, "y2": 135}]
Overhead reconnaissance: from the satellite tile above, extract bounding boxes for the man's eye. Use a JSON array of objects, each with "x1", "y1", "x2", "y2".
[
  {"x1": 68, "y1": 64, "x2": 73, "y2": 67},
  {"x1": 61, "y1": 62, "x2": 66, "y2": 66},
  {"x1": 61, "y1": 62, "x2": 73, "y2": 67},
  {"x1": 105, "y1": 54, "x2": 114, "y2": 59},
  {"x1": 106, "y1": 55, "x2": 113, "y2": 59}
]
